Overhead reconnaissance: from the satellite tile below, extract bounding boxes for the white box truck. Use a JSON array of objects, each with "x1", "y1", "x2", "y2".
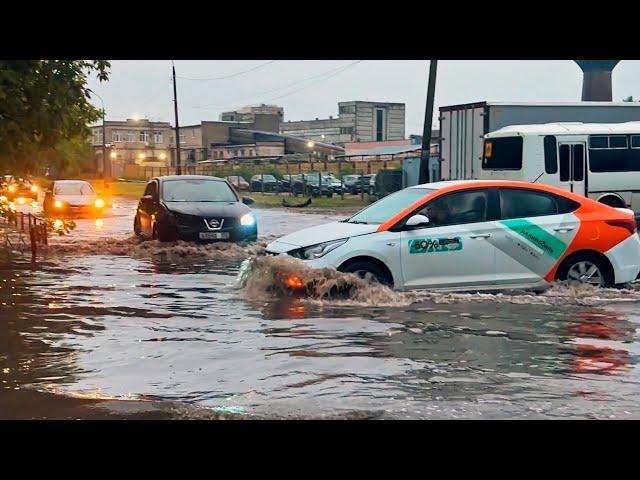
[{"x1": 439, "y1": 101, "x2": 640, "y2": 181}]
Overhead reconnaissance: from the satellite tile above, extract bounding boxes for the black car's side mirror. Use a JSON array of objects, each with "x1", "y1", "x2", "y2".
[
  {"x1": 140, "y1": 194, "x2": 154, "y2": 205},
  {"x1": 242, "y1": 196, "x2": 255, "y2": 205}
]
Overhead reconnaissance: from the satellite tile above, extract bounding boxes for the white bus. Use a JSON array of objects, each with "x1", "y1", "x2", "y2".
[{"x1": 480, "y1": 122, "x2": 640, "y2": 213}]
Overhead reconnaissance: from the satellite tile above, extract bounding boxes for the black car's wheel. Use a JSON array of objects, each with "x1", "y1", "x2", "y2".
[
  {"x1": 133, "y1": 214, "x2": 142, "y2": 238},
  {"x1": 152, "y1": 222, "x2": 175, "y2": 242},
  {"x1": 340, "y1": 260, "x2": 393, "y2": 287},
  {"x1": 556, "y1": 252, "x2": 613, "y2": 287}
]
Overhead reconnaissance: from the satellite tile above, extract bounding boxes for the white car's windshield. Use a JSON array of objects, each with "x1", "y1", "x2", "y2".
[
  {"x1": 54, "y1": 182, "x2": 95, "y2": 195},
  {"x1": 162, "y1": 179, "x2": 238, "y2": 202},
  {"x1": 345, "y1": 188, "x2": 435, "y2": 224}
]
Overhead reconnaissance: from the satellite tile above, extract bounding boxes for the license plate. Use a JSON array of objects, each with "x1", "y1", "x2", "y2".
[{"x1": 199, "y1": 232, "x2": 230, "y2": 240}]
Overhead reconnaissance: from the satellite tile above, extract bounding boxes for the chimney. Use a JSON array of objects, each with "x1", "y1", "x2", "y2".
[{"x1": 574, "y1": 60, "x2": 620, "y2": 101}]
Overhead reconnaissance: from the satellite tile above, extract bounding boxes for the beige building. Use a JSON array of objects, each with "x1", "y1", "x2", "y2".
[
  {"x1": 280, "y1": 101, "x2": 406, "y2": 144},
  {"x1": 220, "y1": 104, "x2": 284, "y2": 123},
  {"x1": 90, "y1": 118, "x2": 174, "y2": 171}
]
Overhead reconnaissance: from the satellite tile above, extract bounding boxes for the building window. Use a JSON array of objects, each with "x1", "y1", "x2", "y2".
[
  {"x1": 192, "y1": 130, "x2": 196, "y2": 138},
  {"x1": 340, "y1": 127, "x2": 354, "y2": 135},
  {"x1": 339, "y1": 105, "x2": 355, "y2": 114},
  {"x1": 375, "y1": 108, "x2": 386, "y2": 141},
  {"x1": 125, "y1": 131, "x2": 136, "y2": 142},
  {"x1": 112, "y1": 131, "x2": 122, "y2": 142},
  {"x1": 139, "y1": 131, "x2": 149, "y2": 143},
  {"x1": 92, "y1": 129, "x2": 103, "y2": 145},
  {"x1": 240, "y1": 149, "x2": 245, "y2": 156},
  {"x1": 179, "y1": 133, "x2": 185, "y2": 143},
  {"x1": 154, "y1": 132, "x2": 163, "y2": 143}
]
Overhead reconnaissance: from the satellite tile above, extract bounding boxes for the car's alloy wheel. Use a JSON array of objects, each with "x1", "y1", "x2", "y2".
[{"x1": 566, "y1": 261, "x2": 604, "y2": 286}]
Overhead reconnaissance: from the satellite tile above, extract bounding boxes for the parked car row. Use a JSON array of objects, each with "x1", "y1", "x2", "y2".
[{"x1": 223, "y1": 172, "x2": 383, "y2": 197}]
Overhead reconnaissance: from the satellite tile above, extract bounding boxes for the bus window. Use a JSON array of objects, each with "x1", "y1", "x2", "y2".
[
  {"x1": 573, "y1": 144, "x2": 584, "y2": 181},
  {"x1": 631, "y1": 136, "x2": 640, "y2": 149},
  {"x1": 482, "y1": 137, "x2": 523, "y2": 170},
  {"x1": 589, "y1": 134, "x2": 640, "y2": 172},
  {"x1": 544, "y1": 136, "x2": 558, "y2": 174},
  {"x1": 559, "y1": 145, "x2": 570, "y2": 181}
]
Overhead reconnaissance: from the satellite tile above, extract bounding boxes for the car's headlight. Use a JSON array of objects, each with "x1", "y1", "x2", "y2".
[
  {"x1": 240, "y1": 213, "x2": 255, "y2": 226},
  {"x1": 289, "y1": 238, "x2": 348, "y2": 260},
  {"x1": 54, "y1": 200, "x2": 64, "y2": 209},
  {"x1": 31, "y1": 185, "x2": 38, "y2": 193},
  {"x1": 94, "y1": 198, "x2": 105, "y2": 209},
  {"x1": 8, "y1": 185, "x2": 16, "y2": 193}
]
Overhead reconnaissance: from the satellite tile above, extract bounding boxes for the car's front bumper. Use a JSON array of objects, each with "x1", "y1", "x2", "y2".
[{"x1": 173, "y1": 223, "x2": 257, "y2": 242}]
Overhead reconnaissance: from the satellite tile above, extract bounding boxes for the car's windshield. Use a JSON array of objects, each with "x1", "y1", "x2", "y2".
[
  {"x1": 345, "y1": 188, "x2": 435, "y2": 224},
  {"x1": 162, "y1": 179, "x2": 238, "y2": 202},
  {"x1": 54, "y1": 182, "x2": 95, "y2": 195}
]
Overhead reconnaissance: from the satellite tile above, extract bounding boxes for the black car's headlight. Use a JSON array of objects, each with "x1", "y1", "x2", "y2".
[{"x1": 288, "y1": 238, "x2": 348, "y2": 260}]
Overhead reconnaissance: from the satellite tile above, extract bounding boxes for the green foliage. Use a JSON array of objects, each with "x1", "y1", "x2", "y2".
[{"x1": 0, "y1": 60, "x2": 110, "y2": 174}]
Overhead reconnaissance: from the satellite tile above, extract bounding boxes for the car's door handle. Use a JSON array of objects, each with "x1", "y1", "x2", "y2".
[
  {"x1": 386, "y1": 242, "x2": 397, "y2": 247},
  {"x1": 469, "y1": 233, "x2": 491, "y2": 239},
  {"x1": 553, "y1": 227, "x2": 575, "y2": 232}
]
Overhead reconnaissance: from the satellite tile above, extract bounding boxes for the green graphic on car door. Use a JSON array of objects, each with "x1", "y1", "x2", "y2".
[{"x1": 487, "y1": 216, "x2": 577, "y2": 279}]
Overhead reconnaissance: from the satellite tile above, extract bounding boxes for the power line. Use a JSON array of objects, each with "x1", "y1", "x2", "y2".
[
  {"x1": 190, "y1": 61, "x2": 363, "y2": 110},
  {"x1": 267, "y1": 61, "x2": 362, "y2": 101},
  {"x1": 177, "y1": 60, "x2": 276, "y2": 81}
]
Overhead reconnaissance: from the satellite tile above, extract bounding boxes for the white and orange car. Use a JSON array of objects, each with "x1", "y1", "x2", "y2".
[{"x1": 264, "y1": 180, "x2": 640, "y2": 291}]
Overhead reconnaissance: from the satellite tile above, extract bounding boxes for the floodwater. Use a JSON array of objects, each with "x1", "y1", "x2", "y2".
[{"x1": 3, "y1": 197, "x2": 640, "y2": 419}]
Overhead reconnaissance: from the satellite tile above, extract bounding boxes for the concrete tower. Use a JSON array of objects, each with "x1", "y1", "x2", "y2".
[{"x1": 574, "y1": 61, "x2": 620, "y2": 101}]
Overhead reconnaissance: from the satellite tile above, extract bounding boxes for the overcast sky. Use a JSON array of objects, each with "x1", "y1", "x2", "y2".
[{"x1": 87, "y1": 60, "x2": 640, "y2": 135}]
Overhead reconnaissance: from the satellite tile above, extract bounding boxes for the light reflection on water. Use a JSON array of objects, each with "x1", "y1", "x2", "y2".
[{"x1": 2, "y1": 202, "x2": 640, "y2": 419}]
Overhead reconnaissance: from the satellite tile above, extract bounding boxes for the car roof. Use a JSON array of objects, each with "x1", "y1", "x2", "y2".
[
  {"x1": 54, "y1": 179, "x2": 91, "y2": 184},
  {"x1": 155, "y1": 175, "x2": 225, "y2": 182}
]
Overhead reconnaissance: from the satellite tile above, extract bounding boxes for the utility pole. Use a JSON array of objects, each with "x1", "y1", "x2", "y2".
[
  {"x1": 172, "y1": 61, "x2": 182, "y2": 175},
  {"x1": 419, "y1": 60, "x2": 438, "y2": 184}
]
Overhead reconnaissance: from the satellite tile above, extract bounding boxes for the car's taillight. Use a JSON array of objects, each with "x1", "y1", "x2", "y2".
[{"x1": 606, "y1": 218, "x2": 637, "y2": 235}]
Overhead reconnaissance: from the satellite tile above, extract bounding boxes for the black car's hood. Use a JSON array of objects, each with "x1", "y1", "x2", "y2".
[{"x1": 163, "y1": 201, "x2": 250, "y2": 217}]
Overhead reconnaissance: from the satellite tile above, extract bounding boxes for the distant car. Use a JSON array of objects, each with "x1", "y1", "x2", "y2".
[
  {"x1": 5, "y1": 177, "x2": 38, "y2": 201},
  {"x1": 369, "y1": 174, "x2": 377, "y2": 195},
  {"x1": 43, "y1": 180, "x2": 105, "y2": 216},
  {"x1": 250, "y1": 174, "x2": 281, "y2": 193},
  {"x1": 292, "y1": 174, "x2": 332, "y2": 197},
  {"x1": 134, "y1": 175, "x2": 257, "y2": 242},
  {"x1": 280, "y1": 174, "x2": 300, "y2": 191},
  {"x1": 321, "y1": 173, "x2": 343, "y2": 194},
  {"x1": 226, "y1": 175, "x2": 250, "y2": 191}
]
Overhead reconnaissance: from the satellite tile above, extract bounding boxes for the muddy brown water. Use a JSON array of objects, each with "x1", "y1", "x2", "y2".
[{"x1": 2, "y1": 198, "x2": 640, "y2": 419}]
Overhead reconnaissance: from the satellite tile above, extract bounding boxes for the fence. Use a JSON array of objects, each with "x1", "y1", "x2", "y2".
[
  {"x1": 123, "y1": 158, "x2": 403, "y2": 182},
  {"x1": 0, "y1": 211, "x2": 48, "y2": 261}
]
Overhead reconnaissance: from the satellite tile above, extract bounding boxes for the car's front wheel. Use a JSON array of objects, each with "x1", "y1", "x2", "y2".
[
  {"x1": 556, "y1": 253, "x2": 613, "y2": 287},
  {"x1": 340, "y1": 260, "x2": 393, "y2": 287},
  {"x1": 152, "y1": 222, "x2": 175, "y2": 242},
  {"x1": 134, "y1": 214, "x2": 142, "y2": 238}
]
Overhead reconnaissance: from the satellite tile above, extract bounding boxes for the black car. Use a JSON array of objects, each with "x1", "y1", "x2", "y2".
[
  {"x1": 134, "y1": 175, "x2": 257, "y2": 242},
  {"x1": 292, "y1": 174, "x2": 333, "y2": 197},
  {"x1": 280, "y1": 174, "x2": 299, "y2": 191},
  {"x1": 250, "y1": 174, "x2": 281, "y2": 193},
  {"x1": 342, "y1": 174, "x2": 372, "y2": 195}
]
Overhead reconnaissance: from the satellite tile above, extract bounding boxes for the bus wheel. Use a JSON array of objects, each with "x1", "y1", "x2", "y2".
[{"x1": 598, "y1": 195, "x2": 625, "y2": 208}]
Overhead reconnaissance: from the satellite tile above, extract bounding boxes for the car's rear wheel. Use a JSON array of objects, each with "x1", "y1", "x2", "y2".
[
  {"x1": 340, "y1": 260, "x2": 393, "y2": 287},
  {"x1": 556, "y1": 253, "x2": 613, "y2": 287}
]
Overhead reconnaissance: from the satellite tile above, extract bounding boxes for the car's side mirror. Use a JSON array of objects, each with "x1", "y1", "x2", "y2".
[
  {"x1": 242, "y1": 196, "x2": 255, "y2": 205},
  {"x1": 140, "y1": 194, "x2": 153, "y2": 205},
  {"x1": 405, "y1": 214, "x2": 429, "y2": 228}
]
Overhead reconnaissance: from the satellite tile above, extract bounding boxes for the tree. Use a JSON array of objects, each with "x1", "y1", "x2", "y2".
[{"x1": 0, "y1": 60, "x2": 110, "y2": 174}]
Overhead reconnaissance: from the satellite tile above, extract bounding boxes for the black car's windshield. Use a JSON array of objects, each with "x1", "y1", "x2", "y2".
[
  {"x1": 345, "y1": 188, "x2": 435, "y2": 224},
  {"x1": 54, "y1": 182, "x2": 94, "y2": 195},
  {"x1": 162, "y1": 179, "x2": 238, "y2": 202},
  {"x1": 253, "y1": 175, "x2": 276, "y2": 182}
]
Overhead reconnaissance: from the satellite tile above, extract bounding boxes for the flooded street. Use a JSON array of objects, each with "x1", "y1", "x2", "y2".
[{"x1": 3, "y1": 197, "x2": 640, "y2": 419}]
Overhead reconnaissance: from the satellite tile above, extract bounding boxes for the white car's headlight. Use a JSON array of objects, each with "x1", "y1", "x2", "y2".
[{"x1": 290, "y1": 238, "x2": 348, "y2": 260}]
